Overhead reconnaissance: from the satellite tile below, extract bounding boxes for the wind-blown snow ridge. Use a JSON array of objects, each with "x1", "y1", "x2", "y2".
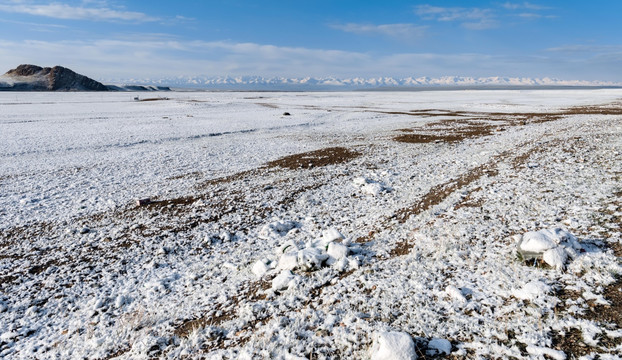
[{"x1": 109, "y1": 75, "x2": 622, "y2": 90}]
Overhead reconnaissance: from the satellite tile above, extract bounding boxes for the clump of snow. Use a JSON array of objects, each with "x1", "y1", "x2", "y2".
[
  {"x1": 254, "y1": 223, "x2": 357, "y2": 279},
  {"x1": 526, "y1": 345, "x2": 566, "y2": 360},
  {"x1": 370, "y1": 331, "x2": 417, "y2": 360},
  {"x1": 252, "y1": 259, "x2": 272, "y2": 278},
  {"x1": 514, "y1": 280, "x2": 551, "y2": 301},
  {"x1": 542, "y1": 247, "x2": 568, "y2": 270},
  {"x1": 296, "y1": 247, "x2": 329, "y2": 271},
  {"x1": 259, "y1": 220, "x2": 298, "y2": 239},
  {"x1": 271, "y1": 270, "x2": 298, "y2": 292},
  {"x1": 353, "y1": 176, "x2": 386, "y2": 196},
  {"x1": 322, "y1": 228, "x2": 345, "y2": 243},
  {"x1": 445, "y1": 285, "x2": 467, "y2": 304},
  {"x1": 326, "y1": 242, "x2": 349, "y2": 265},
  {"x1": 427, "y1": 338, "x2": 452, "y2": 355},
  {"x1": 518, "y1": 228, "x2": 581, "y2": 269}
]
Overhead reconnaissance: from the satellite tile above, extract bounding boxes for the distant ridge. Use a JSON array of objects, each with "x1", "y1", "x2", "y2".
[
  {"x1": 115, "y1": 75, "x2": 622, "y2": 91},
  {"x1": 0, "y1": 64, "x2": 109, "y2": 91}
]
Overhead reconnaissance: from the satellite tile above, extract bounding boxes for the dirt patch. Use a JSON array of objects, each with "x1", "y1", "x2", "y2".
[
  {"x1": 583, "y1": 276, "x2": 622, "y2": 327},
  {"x1": 266, "y1": 147, "x2": 361, "y2": 170},
  {"x1": 565, "y1": 103, "x2": 622, "y2": 116},
  {"x1": 394, "y1": 162, "x2": 497, "y2": 224},
  {"x1": 256, "y1": 103, "x2": 279, "y2": 109},
  {"x1": 174, "y1": 280, "x2": 270, "y2": 338},
  {"x1": 138, "y1": 98, "x2": 169, "y2": 102},
  {"x1": 393, "y1": 128, "x2": 495, "y2": 144},
  {"x1": 166, "y1": 171, "x2": 203, "y2": 181},
  {"x1": 454, "y1": 187, "x2": 484, "y2": 210},
  {"x1": 390, "y1": 239, "x2": 411, "y2": 257},
  {"x1": 551, "y1": 328, "x2": 590, "y2": 358}
]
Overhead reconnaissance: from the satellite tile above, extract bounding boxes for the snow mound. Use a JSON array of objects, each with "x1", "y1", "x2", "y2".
[
  {"x1": 253, "y1": 224, "x2": 357, "y2": 281},
  {"x1": 370, "y1": 331, "x2": 417, "y2": 360},
  {"x1": 353, "y1": 177, "x2": 386, "y2": 196},
  {"x1": 271, "y1": 270, "x2": 298, "y2": 292},
  {"x1": 518, "y1": 228, "x2": 581, "y2": 269}
]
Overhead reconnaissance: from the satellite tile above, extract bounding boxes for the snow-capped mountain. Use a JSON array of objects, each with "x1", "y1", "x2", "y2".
[{"x1": 107, "y1": 75, "x2": 621, "y2": 90}]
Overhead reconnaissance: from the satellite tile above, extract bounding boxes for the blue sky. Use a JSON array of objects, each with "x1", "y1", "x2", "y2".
[{"x1": 0, "y1": 0, "x2": 621, "y2": 81}]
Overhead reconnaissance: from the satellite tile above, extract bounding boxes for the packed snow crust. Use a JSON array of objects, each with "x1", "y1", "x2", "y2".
[{"x1": 1, "y1": 90, "x2": 621, "y2": 359}]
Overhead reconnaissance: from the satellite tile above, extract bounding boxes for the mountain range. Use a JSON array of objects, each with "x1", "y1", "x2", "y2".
[
  {"x1": 1, "y1": 64, "x2": 619, "y2": 91},
  {"x1": 114, "y1": 74, "x2": 621, "y2": 90}
]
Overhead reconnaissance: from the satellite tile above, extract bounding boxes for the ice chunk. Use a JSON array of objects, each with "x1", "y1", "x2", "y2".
[
  {"x1": 252, "y1": 259, "x2": 271, "y2": 278},
  {"x1": 353, "y1": 177, "x2": 368, "y2": 186},
  {"x1": 277, "y1": 253, "x2": 298, "y2": 271},
  {"x1": 278, "y1": 239, "x2": 299, "y2": 255},
  {"x1": 514, "y1": 280, "x2": 551, "y2": 301},
  {"x1": 427, "y1": 338, "x2": 452, "y2": 355},
  {"x1": 520, "y1": 228, "x2": 578, "y2": 254},
  {"x1": 272, "y1": 270, "x2": 296, "y2": 292},
  {"x1": 362, "y1": 182, "x2": 384, "y2": 196},
  {"x1": 543, "y1": 247, "x2": 568, "y2": 270},
  {"x1": 327, "y1": 242, "x2": 349, "y2": 265},
  {"x1": 445, "y1": 285, "x2": 467, "y2": 304},
  {"x1": 520, "y1": 230, "x2": 558, "y2": 253},
  {"x1": 322, "y1": 228, "x2": 344, "y2": 243},
  {"x1": 297, "y1": 247, "x2": 329, "y2": 271},
  {"x1": 370, "y1": 331, "x2": 417, "y2": 360}
]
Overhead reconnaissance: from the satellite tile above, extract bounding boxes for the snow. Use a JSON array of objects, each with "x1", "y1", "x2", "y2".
[
  {"x1": 370, "y1": 331, "x2": 417, "y2": 360},
  {"x1": 271, "y1": 270, "x2": 298, "y2": 292},
  {"x1": 514, "y1": 280, "x2": 552, "y2": 301},
  {"x1": 1, "y1": 89, "x2": 621, "y2": 359},
  {"x1": 427, "y1": 338, "x2": 452, "y2": 355},
  {"x1": 526, "y1": 345, "x2": 567, "y2": 360},
  {"x1": 543, "y1": 247, "x2": 569, "y2": 270}
]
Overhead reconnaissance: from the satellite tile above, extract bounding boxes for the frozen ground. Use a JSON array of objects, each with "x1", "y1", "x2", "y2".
[{"x1": 0, "y1": 90, "x2": 621, "y2": 359}]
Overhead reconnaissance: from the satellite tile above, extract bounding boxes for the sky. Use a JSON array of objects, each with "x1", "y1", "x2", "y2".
[{"x1": 0, "y1": 0, "x2": 621, "y2": 82}]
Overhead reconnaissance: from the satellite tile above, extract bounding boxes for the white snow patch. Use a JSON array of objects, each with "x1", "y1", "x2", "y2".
[
  {"x1": 427, "y1": 338, "x2": 452, "y2": 355},
  {"x1": 526, "y1": 345, "x2": 566, "y2": 360},
  {"x1": 514, "y1": 280, "x2": 551, "y2": 301},
  {"x1": 271, "y1": 270, "x2": 297, "y2": 292},
  {"x1": 370, "y1": 331, "x2": 417, "y2": 360}
]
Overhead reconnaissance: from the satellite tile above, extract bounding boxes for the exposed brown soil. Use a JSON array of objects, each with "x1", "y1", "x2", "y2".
[
  {"x1": 551, "y1": 328, "x2": 590, "y2": 358},
  {"x1": 174, "y1": 280, "x2": 270, "y2": 338},
  {"x1": 389, "y1": 239, "x2": 411, "y2": 256},
  {"x1": 582, "y1": 277, "x2": 622, "y2": 327},
  {"x1": 394, "y1": 162, "x2": 498, "y2": 224},
  {"x1": 454, "y1": 187, "x2": 484, "y2": 210},
  {"x1": 138, "y1": 98, "x2": 169, "y2": 102},
  {"x1": 390, "y1": 102, "x2": 622, "y2": 148},
  {"x1": 266, "y1": 146, "x2": 361, "y2": 170}
]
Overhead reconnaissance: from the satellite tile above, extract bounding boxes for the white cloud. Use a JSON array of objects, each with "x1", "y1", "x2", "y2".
[
  {"x1": 0, "y1": 1, "x2": 158, "y2": 22},
  {"x1": 502, "y1": 2, "x2": 550, "y2": 10},
  {"x1": 1, "y1": 37, "x2": 619, "y2": 82},
  {"x1": 415, "y1": 5, "x2": 497, "y2": 29},
  {"x1": 546, "y1": 44, "x2": 622, "y2": 54},
  {"x1": 331, "y1": 23, "x2": 427, "y2": 39}
]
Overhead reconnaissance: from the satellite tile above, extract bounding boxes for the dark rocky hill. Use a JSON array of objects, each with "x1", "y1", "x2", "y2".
[{"x1": 0, "y1": 64, "x2": 109, "y2": 91}]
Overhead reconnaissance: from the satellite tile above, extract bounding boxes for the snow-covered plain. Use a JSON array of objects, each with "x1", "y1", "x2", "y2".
[{"x1": 1, "y1": 90, "x2": 621, "y2": 359}]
